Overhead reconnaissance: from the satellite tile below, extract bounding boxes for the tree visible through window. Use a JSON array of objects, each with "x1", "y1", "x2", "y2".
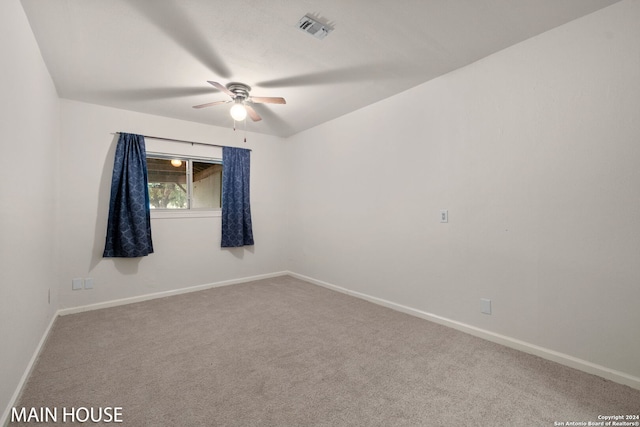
[{"x1": 146, "y1": 156, "x2": 222, "y2": 210}]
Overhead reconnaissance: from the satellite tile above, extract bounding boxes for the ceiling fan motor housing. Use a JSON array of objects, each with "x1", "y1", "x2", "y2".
[{"x1": 227, "y1": 82, "x2": 251, "y2": 100}]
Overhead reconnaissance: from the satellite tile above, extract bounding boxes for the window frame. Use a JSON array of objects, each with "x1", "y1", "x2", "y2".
[{"x1": 146, "y1": 152, "x2": 223, "y2": 219}]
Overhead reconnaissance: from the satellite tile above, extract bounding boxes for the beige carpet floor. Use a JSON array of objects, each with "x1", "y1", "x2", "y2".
[{"x1": 11, "y1": 275, "x2": 640, "y2": 426}]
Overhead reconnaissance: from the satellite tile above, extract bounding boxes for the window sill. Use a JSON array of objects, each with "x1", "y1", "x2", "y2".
[{"x1": 151, "y1": 209, "x2": 221, "y2": 219}]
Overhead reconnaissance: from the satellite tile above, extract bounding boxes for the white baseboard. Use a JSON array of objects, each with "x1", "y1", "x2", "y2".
[
  {"x1": 287, "y1": 271, "x2": 640, "y2": 391},
  {"x1": 1, "y1": 312, "x2": 57, "y2": 427},
  {"x1": 58, "y1": 271, "x2": 289, "y2": 316}
]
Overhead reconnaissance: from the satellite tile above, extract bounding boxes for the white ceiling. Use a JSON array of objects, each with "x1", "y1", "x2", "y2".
[{"x1": 21, "y1": 0, "x2": 620, "y2": 138}]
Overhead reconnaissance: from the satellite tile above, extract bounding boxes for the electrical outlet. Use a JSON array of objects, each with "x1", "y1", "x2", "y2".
[
  {"x1": 440, "y1": 210, "x2": 448, "y2": 223},
  {"x1": 72, "y1": 278, "x2": 83, "y2": 291},
  {"x1": 480, "y1": 298, "x2": 492, "y2": 315}
]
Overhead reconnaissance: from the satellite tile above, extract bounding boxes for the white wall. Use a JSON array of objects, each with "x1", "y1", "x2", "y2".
[
  {"x1": 57, "y1": 100, "x2": 288, "y2": 309},
  {"x1": 0, "y1": 0, "x2": 60, "y2": 421},
  {"x1": 286, "y1": 0, "x2": 640, "y2": 379}
]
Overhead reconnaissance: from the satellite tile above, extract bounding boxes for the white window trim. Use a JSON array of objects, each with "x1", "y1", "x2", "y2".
[
  {"x1": 146, "y1": 151, "x2": 223, "y2": 219},
  {"x1": 151, "y1": 209, "x2": 221, "y2": 220}
]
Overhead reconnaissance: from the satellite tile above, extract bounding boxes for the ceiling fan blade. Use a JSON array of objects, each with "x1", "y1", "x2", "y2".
[
  {"x1": 249, "y1": 96, "x2": 286, "y2": 105},
  {"x1": 126, "y1": 2, "x2": 232, "y2": 79},
  {"x1": 207, "y1": 81, "x2": 235, "y2": 98},
  {"x1": 245, "y1": 104, "x2": 262, "y2": 122},
  {"x1": 192, "y1": 100, "x2": 230, "y2": 109}
]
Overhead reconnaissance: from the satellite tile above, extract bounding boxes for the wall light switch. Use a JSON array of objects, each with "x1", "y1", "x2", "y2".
[
  {"x1": 440, "y1": 210, "x2": 448, "y2": 223},
  {"x1": 84, "y1": 278, "x2": 94, "y2": 289},
  {"x1": 72, "y1": 278, "x2": 83, "y2": 291},
  {"x1": 481, "y1": 298, "x2": 492, "y2": 315}
]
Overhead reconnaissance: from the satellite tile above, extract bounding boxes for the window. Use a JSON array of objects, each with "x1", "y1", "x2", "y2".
[{"x1": 146, "y1": 154, "x2": 222, "y2": 213}]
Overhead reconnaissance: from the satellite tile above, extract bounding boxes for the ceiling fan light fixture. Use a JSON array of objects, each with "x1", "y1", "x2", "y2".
[
  {"x1": 194, "y1": 81, "x2": 283, "y2": 124},
  {"x1": 230, "y1": 102, "x2": 247, "y2": 121}
]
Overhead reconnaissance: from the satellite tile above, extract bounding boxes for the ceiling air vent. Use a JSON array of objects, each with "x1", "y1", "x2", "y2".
[{"x1": 297, "y1": 15, "x2": 333, "y2": 40}]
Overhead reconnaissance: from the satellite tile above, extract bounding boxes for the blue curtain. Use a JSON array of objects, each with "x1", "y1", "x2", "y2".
[
  {"x1": 221, "y1": 147, "x2": 254, "y2": 247},
  {"x1": 103, "y1": 133, "x2": 154, "y2": 257}
]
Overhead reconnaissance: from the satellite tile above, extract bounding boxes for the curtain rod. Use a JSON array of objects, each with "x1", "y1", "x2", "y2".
[{"x1": 113, "y1": 132, "x2": 251, "y2": 151}]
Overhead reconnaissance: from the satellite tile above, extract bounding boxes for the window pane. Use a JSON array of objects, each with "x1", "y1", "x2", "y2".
[
  {"x1": 146, "y1": 158, "x2": 187, "y2": 209},
  {"x1": 192, "y1": 161, "x2": 222, "y2": 209}
]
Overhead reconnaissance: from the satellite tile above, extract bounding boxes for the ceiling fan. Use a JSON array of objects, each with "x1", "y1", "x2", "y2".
[{"x1": 192, "y1": 81, "x2": 286, "y2": 122}]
